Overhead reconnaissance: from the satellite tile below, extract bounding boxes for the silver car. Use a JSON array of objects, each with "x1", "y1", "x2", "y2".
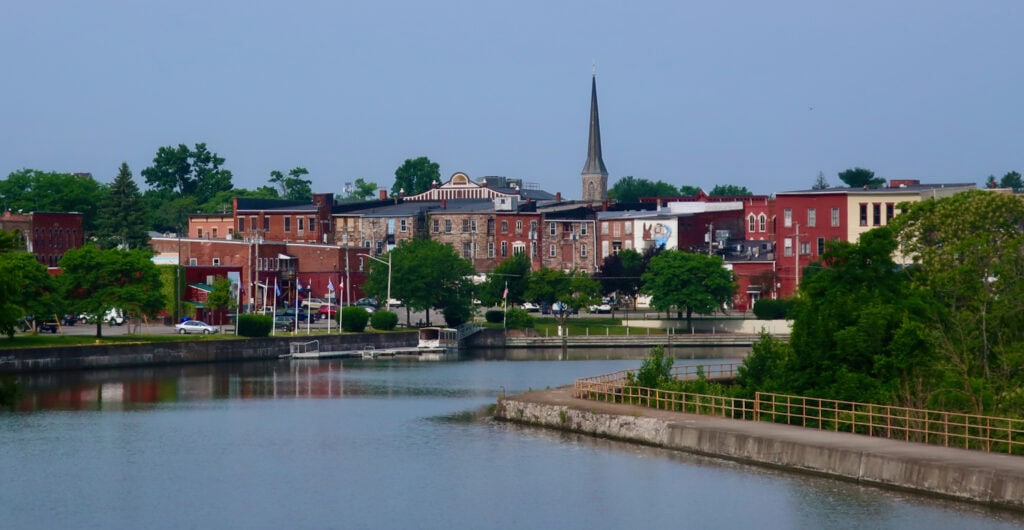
[{"x1": 174, "y1": 320, "x2": 218, "y2": 335}]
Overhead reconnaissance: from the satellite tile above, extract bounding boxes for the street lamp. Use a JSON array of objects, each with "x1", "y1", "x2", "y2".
[{"x1": 358, "y1": 252, "x2": 391, "y2": 312}]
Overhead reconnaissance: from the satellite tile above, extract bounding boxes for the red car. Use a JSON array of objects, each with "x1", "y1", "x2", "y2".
[{"x1": 318, "y1": 303, "x2": 338, "y2": 318}]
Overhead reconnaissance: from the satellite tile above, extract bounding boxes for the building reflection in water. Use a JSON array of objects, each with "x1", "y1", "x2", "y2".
[{"x1": 13, "y1": 360, "x2": 349, "y2": 412}]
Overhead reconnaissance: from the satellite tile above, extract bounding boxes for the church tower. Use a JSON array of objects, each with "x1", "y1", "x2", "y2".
[{"x1": 581, "y1": 73, "x2": 609, "y2": 202}]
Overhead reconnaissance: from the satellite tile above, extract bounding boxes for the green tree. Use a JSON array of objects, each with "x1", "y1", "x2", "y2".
[
  {"x1": 0, "y1": 169, "x2": 107, "y2": 232},
  {"x1": 479, "y1": 253, "x2": 531, "y2": 307},
  {"x1": 143, "y1": 190, "x2": 198, "y2": 233},
  {"x1": 0, "y1": 249, "x2": 56, "y2": 336},
  {"x1": 59, "y1": 246, "x2": 164, "y2": 338},
  {"x1": 607, "y1": 176, "x2": 681, "y2": 203},
  {"x1": 96, "y1": 162, "x2": 149, "y2": 250},
  {"x1": 526, "y1": 267, "x2": 601, "y2": 354},
  {"x1": 269, "y1": 167, "x2": 313, "y2": 201},
  {"x1": 595, "y1": 248, "x2": 644, "y2": 308},
  {"x1": 341, "y1": 178, "x2": 378, "y2": 202},
  {"x1": 205, "y1": 276, "x2": 237, "y2": 332},
  {"x1": 363, "y1": 238, "x2": 475, "y2": 326},
  {"x1": 837, "y1": 167, "x2": 885, "y2": 188},
  {"x1": 391, "y1": 156, "x2": 440, "y2": 197},
  {"x1": 141, "y1": 143, "x2": 233, "y2": 205},
  {"x1": 812, "y1": 171, "x2": 830, "y2": 190},
  {"x1": 708, "y1": 184, "x2": 752, "y2": 196},
  {"x1": 641, "y1": 251, "x2": 735, "y2": 324},
  {"x1": 998, "y1": 171, "x2": 1023, "y2": 192}
]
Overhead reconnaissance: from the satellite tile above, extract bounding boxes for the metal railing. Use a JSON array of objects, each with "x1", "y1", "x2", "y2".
[
  {"x1": 289, "y1": 340, "x2": 319, "y2": 355},
  {"x1": 573, "y1": 365, "x2": 1024, "y2": 455}
]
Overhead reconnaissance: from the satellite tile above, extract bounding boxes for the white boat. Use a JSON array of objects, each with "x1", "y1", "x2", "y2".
[{"x1": 415, "y1": 327, "x2": 459, "y2": 360}]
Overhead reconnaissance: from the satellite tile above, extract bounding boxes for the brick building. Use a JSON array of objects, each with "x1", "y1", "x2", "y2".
[{"x1": 0, "y1": 210, "x2": 84, "y2": 267}]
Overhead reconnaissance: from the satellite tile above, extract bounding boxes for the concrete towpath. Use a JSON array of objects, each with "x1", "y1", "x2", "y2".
[{"x1": 495, "y1": 386, "x2": 1024, "y2": 511}]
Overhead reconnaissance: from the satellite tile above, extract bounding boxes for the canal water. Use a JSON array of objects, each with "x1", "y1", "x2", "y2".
[{"x1": 2, "y1": 358, "x2": 1023, "y2": 529}]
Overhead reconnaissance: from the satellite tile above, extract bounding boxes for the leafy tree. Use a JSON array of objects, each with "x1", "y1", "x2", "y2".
[
  {"x1": 526, "y1": 267, "x2": 601, "y2": 355},
  {"x1": 736, "y1": 333, "x2": 793, "y2": 397},
  {"x1": 341, "y1": 178, "x2": 378, "y2": 202},
  {"x1": 891, "y1": 191, "x2": 1024, "y2": 414},
  {"x1": 58, "y1": 246, "x2": 164, "y2": 338},
  {"x1": 837, "y1": 167, "x2": 885, "y2": 188},
  {"x1": 391, "y1": 156, "x2": 440, "y2": 197},
  {"x1": 628, "y1": 345, "x2": 674, "y2": 388},
  {"x1": 708, "y1": 184, "x2": 752, "y2": 196},
  {"x1": 0, "y1": 169, "x2": 107, "y2": 232},
  {"x1": 363, "y1": 238, "x2": 474, "y2": 326},
  {"x1": 269, "y1": 167, "x2": 313, "y2": 201},
  {"x1": 141, "y1": 143, "x2": 233, "y2": 205},
  {"x1": 95, "y1": 162, "x2": 149, "y2": 250},
  {"x1": 0, "y1": 248, "x2": 56, "y2": 336},
  {"x1": 812, "y1": 171, "x2": 830, "y2": 190},
  {"x1": 999, "y1": 171, "x2": 1023, "y2": 192},
  {"x1": 985, "y1": 175, "x2": 998, "y2": 189},
  {"x1": 641, "y1": 251, "x2": 735, "y2": 324},
  {"x1": 205, "y1": 276, "x2": 236, "y2": 332},
  {"x1": 143, "y1": 190, "x2": 198, "y2": 233},
  {"x1": 607, "y1": 176, "x2": 680, "y2": 203},
  {"x1": 678, "y1": 185, "x2": 701, "y2": 196},
  {"x1": 479, "y1": 253, "x2": 531, "y2": 307},
  {"x1": 595, "y1": 248, "x2": 644, "y2": 308}
]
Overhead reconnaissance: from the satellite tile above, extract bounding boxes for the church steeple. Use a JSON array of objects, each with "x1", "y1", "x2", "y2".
[{"x1": 581, "y1": 73, "x2": 608, "y2": 202}]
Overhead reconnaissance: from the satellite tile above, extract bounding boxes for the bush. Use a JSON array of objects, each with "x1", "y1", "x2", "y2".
[
  {"x1": 370, "y1": 310, "x2": 398, "y2": 331},
  {"x1": 484, "y1": 310, "x2": 504, "y2": 323},
  {"x1": 504, "y1": 308, "x2": 533, "y2": 329},
  {"x1": 237, "y1": 314, "x2": 272, "y2": 337},
  {"x1": 752, "y1": 299, "x2": 794, "y2": 320},
  {"x1": 627, "y1": 346, "x2": 674, "y2": 388},
  {"x1": 341, "y1": 306, "x2": 369, "y2": 332}
]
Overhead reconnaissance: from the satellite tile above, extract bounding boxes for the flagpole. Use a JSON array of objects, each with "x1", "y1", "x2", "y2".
[
  {"x1": 503, "y1": 280, "x2": 508, "y2": 329},
  {"x1": 235, "y1": 281, "x2": 241, "y2": 336},
  {"x1": 327, "y1": 278, "x2": 333, "y2": 335},
  {"x1": 271, "y1": 280, "x2": 278, "y2": 336},
  {"x1": 306, "y1": 278, "x2": 311, "y2": 335},
  {"x1": 294, "y1": 280, "x2": 299, "y2": 336},
  {"x1": 339, "y1": 275, "x2": 344, "y2": 334}
]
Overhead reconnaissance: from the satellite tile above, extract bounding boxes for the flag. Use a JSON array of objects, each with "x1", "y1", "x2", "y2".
[
  {"x1": 503, "y1": 282, "x2": 508, "y2": 299},
  {"x1": 340, "y1": 278, "x2": 344, "y2": 293},
  {"x1": 275, "y1": 282, "x2": 281, "y2": 297},
  {"x1": 327, "y1": 278, "x2": 335, "y2": 293},
  {"x1": 296, "y1": 278, "x2": 302, "y2": 292}
]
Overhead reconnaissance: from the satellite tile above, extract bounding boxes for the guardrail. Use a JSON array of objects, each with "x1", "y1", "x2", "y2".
[{"x1": 574, "y1": 365, "x2": 1024, "y2": 455}]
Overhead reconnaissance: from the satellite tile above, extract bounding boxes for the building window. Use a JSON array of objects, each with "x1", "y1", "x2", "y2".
[
  {"x1": 445, "y1": 219, "x2": 453, "y2": 233},
  {"x1": 613, "y1": 223, "x2": 621, "y2": 237},
  {"x1": 432, "y1": 219, "x2": 439, "y2": 233},
  {"x1": 581, "y1": 223, "x2": 588, "y2": 236},
  {"x1": 602, "y1": 221, "x2": 609, "y2": 235},
  {"x1": 197, "y1": 228, "x2": 203, "y2": 238},
  {"x1": 376, "y1": 241, "x2": 384, "y2": 255},
  {"x1": 500, "y1": 241, "x2": 508, "y2": 257},
  {"x1": 298, "y1": 217, "x2": 304, "y2": 232},
  {"x1": 581, "y1": 244, "x2": 588, "y2": 258},
  {"x1": 514, "y1": 220, "x2": 522, "y2": 234},
  {"x1": 624, "y1": 223, "x2": 632, "y2": 235},
  {"x1": 783, "y1": 237, "x2": 793, "y2": 257},
  {"x1": 612, "y1": 241, "x2": 622, "y2": 253},
  {"x1": 886, "y1": 203, "x2": 895, "y2": 222},
  {"x1": 501, "y1": 220, "x2": 508, "y2": 233},
  {"x1": 531, "y1": 241, "x2": 537, "y2": 258},
  {"x1": 859, "y1": 203, "x2": 868, "y2": 226},
  {"x1": 309, "y1": 217, "x2": 316, "y2": 232},
  {"x1": 758, "y1": 214, "x2": 767, "y2": 232},
  {"x1": 783, "y1": 208, "x2": 792, "y2": 228},
  {"x1": 363, "y1": 240, "x2": 370, "y2": 248},
  {"x1": 513, "y1": 242, "x2": 525, "y2": 255},
  {"x1": 831, "y1": 208, "x2": 840, "y2": 227},
  {"x1": 400, "y1": 219, "x2": 407, "y2": 232},
  {"x1": 807, "y1": 208, "x2": 816, "y2": 228},
  {"x1": 529, "y1": 220, "x2": 537, "y2": 234},
  {"x1": 548, "y1": 222, "x2": 556, "y2": 236},
  {"x1": 238, "y1": 217, "x2": 245, "y2": 233},
  {"x1": 212, "y1": 258, "x2": 220, "y2": 266},
  {"x1": 462, "y1": 242, "x2": 472, "y2": 259},
  {"x1": 462, "y1": 219, "x2": 470, "y2": 232},
  {"x1": 487, "y1": 242, "x2": 495, "y2": 258},
  {"x1": 747, "y1": 215, "x2": 756, "y2": 233},
  {"x1": 284, "y1": 217, "x2": 291, "y2": 232},
  {"x1": 487, "y1": 219, "x2": 495, "y2": 234},
  {"x1": 817, "y1": 237, "x2": 825, "y2": 256},
  {"x1": 263, "y1": 217, "x2": 270, "y2": 231},
  {"x1": 800, "y1": 242, "x2": 810, "y2": 255},
  {"x1": 212, "y1": 228, "x2": 218, "y2": 238},
  {"x1": 872, "y1": 203, "x2": 881, "y2": 226},
  {"x1": 549, "y1": 244, "x2": 556, "y2": 257},
  {"x1": 471, "y1": 220, "x2": 477, "y2": 232},
  {"x1": 189, "y1": 258, "x2": 198, "y2": 266}
]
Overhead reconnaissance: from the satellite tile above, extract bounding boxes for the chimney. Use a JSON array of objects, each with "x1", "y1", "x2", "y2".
[
  {"x1": 555, "y1": 192, "x2": 562, "y2": 202},
  {"x1": 441, "y1": 199, "x2": 447, "y2": 209},
  {"x1": 379, "y1": 189, "x2": 388, "y2": 200}
]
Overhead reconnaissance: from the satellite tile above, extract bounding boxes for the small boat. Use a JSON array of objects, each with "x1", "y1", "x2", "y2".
[{"x1": 416, "y1": 327, "x2": 459, "y2": 360}]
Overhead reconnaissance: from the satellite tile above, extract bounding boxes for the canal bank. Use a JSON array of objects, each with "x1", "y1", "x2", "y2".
[{"x1": 494, "y1": 386, "x2": 1024, "y2": 512}]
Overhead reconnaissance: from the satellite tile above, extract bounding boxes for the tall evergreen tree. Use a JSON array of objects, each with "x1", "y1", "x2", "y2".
[{"x1": 97, "y1": 163, "x2": 149, "y2": 250}]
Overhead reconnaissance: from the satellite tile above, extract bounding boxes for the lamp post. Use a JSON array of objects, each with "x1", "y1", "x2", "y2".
[{"x1": 358, "y1": 252, "x2": 391, "y2": 312}]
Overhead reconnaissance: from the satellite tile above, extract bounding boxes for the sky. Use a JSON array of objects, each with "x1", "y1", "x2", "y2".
[{"x1": 2, "y1": 1, "x2": 1021, "y2": 199}]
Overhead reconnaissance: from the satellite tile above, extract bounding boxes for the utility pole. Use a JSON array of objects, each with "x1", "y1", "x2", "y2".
[
  {"x1": 707, "y1": 222, "x2": 714, "y2": 256},
  {"x1": 791, "y1": 223, "x2": 807, "y2": 295}
]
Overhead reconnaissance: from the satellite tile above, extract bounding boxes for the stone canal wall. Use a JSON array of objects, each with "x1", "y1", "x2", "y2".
[
  {"x1": 495, "y1": 387, "x2": 1024, "y2": 511},
  {"x1": 0, "y1": 332, "x2": 418, "y2": 373}
]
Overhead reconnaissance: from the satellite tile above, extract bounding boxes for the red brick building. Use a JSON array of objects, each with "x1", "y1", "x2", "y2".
[{"x1": 0, "y1": 210, "x2": 84, "y2": 267}]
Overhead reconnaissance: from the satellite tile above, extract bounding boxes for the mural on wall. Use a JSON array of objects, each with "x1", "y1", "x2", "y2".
[{"x1": 641, "y1": 221, "x2": 674, "y2": 249}]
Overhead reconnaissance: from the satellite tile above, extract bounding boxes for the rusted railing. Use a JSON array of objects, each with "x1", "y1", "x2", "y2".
[{"x1": 573, "y1": 365, "x2": 1024, "y2": 455}]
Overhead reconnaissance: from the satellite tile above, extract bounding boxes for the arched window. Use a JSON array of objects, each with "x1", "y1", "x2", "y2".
[
  {"x1": 758, "y1": 214, "x2": 767, "y2": 232},
  {"x1": 748, "y1": 214, "x2": 756, "y2": 233}
]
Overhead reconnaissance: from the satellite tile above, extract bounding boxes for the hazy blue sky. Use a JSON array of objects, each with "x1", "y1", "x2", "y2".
[{"x1": 2, "y1": 1, "x2": 1020, "y2": 198}]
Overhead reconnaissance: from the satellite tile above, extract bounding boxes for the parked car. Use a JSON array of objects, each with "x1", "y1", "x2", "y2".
[
  {"x1": 274, "y1": 316, "x2": 296, "y2": 332},
  {"x1": 551, "y1": 302, "x2": 577, "y2": 316},
  {"x1": 301, "y1": 298, "x2": 327, "y2": 311},
  {"x1": 522, "y1": 302, "x2": 540, "y2": 312},
  {"x1": 318, "y1": 303, "x2": 338, "y2": 318},
  {"x1": 174, "y1": 320, "x2": 218, "y2": 334},
  {"x1": 105, "y1": 308, "x2": 125, "y2": 326},
  {"x1": 354, "y1": 297, "x2": 378, "y2": 314},
  {"x1": 60, "y1": 313, "x2": 77, "y2": 326},
  {"x1": 588, "y1": 303, "x2": 612, "y2": 314}
]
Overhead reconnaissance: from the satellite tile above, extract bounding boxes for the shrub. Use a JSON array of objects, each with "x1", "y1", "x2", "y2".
[
  {"x1": 341, "y1": 306, "x2": 369, "y2": 332},
  {"x1": 484, "y1": 310, "x2": 504, "y2": 323},
  {"x1": 627, "y1": 346, "x2": 674, "y2": 388},
  {"x1": 504, "y1": 308, "x2": 534, "y2": 329},
  {"x1": 370, "y1": 310, "x2": 398, "y2": 331},
  {"x1": 752, "y1": 299, "x2": 794, "y2": 320},
  {"x1": 237, "y1": 314, "x2": 272, "y2": 337}
]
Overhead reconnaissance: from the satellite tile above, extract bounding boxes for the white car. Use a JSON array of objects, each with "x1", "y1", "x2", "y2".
[
  {"x1": 589, "y1": 303, "x2": 612, "y2": 314},
  {"x1": 175, "y1": 320, "x2": 218, "y2": 334},
  {"x1": 522, "y1": 302, "x2": 540, "y2": 312}
]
